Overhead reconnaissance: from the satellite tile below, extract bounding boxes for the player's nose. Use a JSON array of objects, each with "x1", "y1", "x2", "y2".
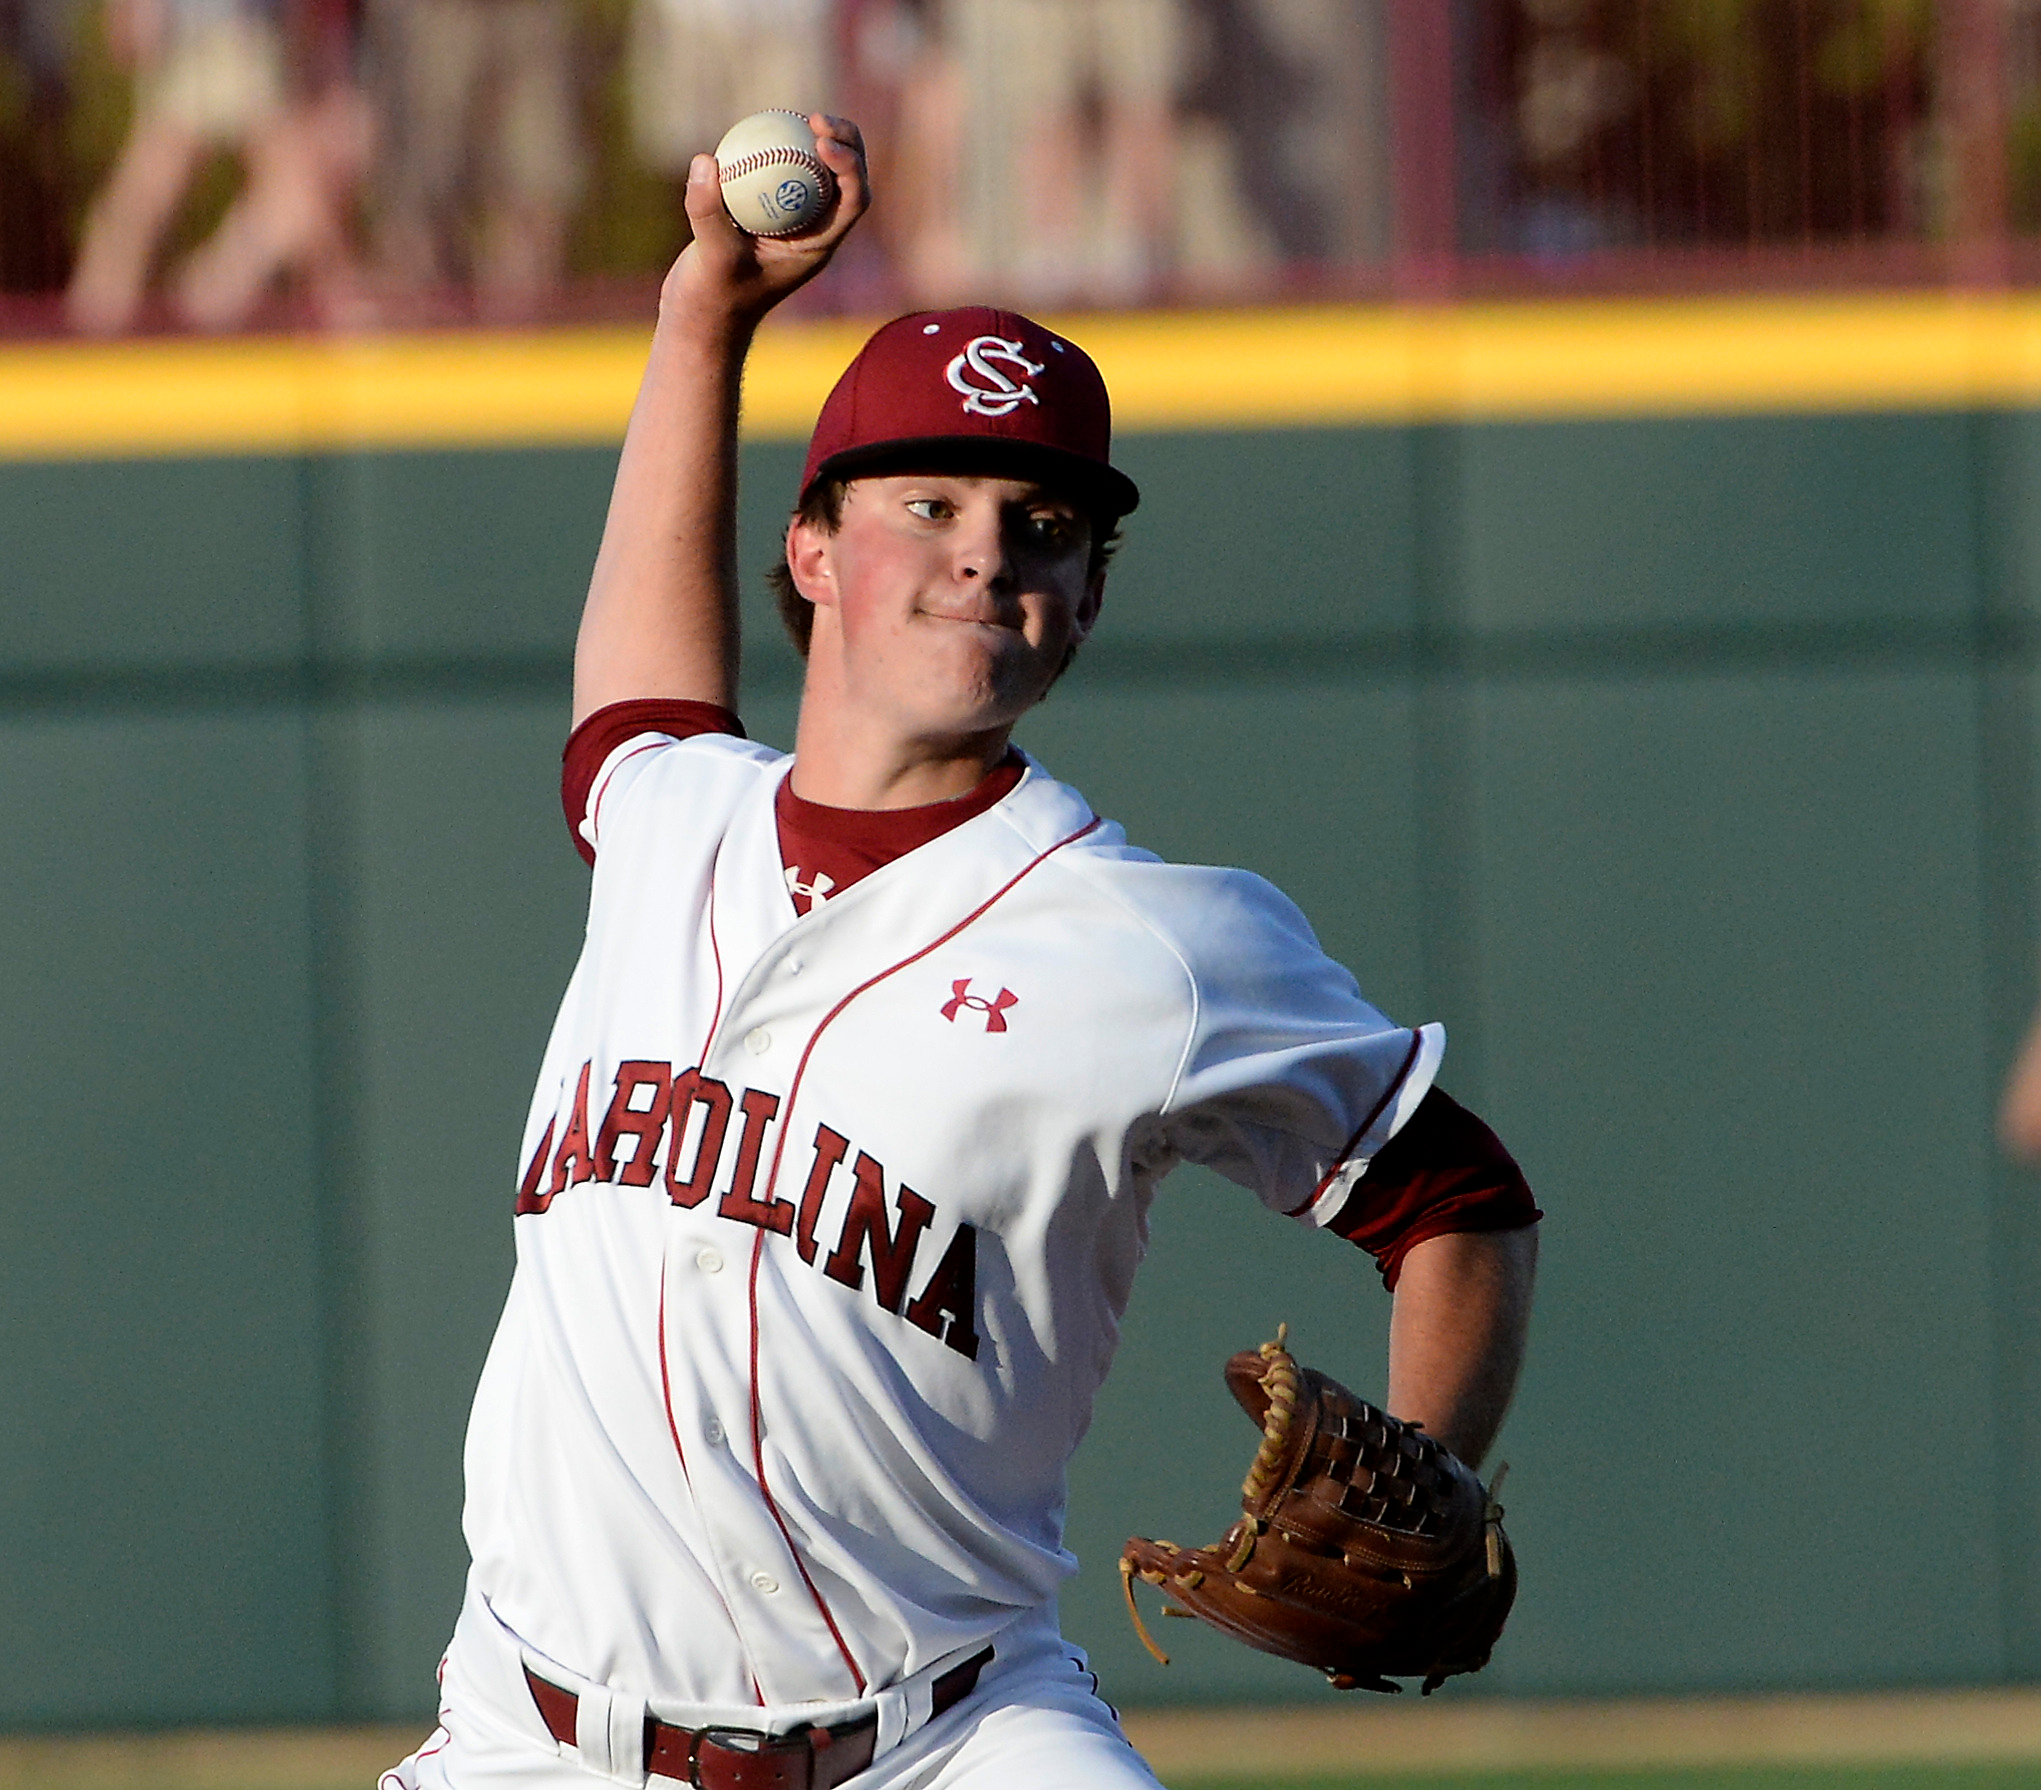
[{"x1": 952, "y1": 511, "x2": 1013, "y2": 590}]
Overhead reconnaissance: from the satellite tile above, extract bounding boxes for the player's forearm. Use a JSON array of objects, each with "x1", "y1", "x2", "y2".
[
  {"x1": 571, "y1": 123, "x2": 869, "y2": 725},
  {"x1": 573, "y1": 298, "x2": 751, "y2": 725},
  {"x1": 1385, "y1": 1225, "x2": 1537, "y2": 1470}
]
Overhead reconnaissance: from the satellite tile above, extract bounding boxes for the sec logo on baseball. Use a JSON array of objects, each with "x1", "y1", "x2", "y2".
[{"x1": 715, "y1": 109, "x2": 836, "y2": 236}]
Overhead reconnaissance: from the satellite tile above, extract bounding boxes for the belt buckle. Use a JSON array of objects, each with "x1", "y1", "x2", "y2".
[{"x1": 688, "y1": 1723, "x2": 812, "y2": 1790}]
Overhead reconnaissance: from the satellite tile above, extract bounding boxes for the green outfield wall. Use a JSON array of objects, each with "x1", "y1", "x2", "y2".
[{"x1": 5, "y1": 406, "x2": 2041, "y2": 1727}]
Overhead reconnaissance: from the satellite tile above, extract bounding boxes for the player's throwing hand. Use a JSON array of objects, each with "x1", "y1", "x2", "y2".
[{"x1": 663, "y1": 113, "x2": 868, "y2": 327}]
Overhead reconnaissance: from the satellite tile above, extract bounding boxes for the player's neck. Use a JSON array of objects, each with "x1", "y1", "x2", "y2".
[{"x1": 788, "y1": 691, "x2": 1012, "y2": 811}]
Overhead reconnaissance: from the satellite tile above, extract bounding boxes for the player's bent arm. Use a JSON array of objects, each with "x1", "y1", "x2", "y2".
[
  {"x1": 573, "y1": 119, "x2": 868, "y2": 726},
  {"x1": 1385, "y1": 1225, "x2": 1538, "y2": 1471}
]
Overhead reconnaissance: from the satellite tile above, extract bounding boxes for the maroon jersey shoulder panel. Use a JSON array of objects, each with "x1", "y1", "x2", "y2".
[
  {"x1": 561, "y1": 699, "x2": 746, "y2": 866},
  {"x1": 776, "y1": 752, "x2": 1026, "y2": 914},
  {"x1": 1326, "y1": 1087, "x2": 1542, "y2": 1289}
]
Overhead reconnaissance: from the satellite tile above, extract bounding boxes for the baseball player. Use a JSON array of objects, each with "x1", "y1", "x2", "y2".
[{"x1": 382, "y1": 116, "x2": 1540, "y2": 1790}]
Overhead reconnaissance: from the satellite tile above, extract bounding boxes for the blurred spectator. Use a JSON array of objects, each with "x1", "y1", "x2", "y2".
[
  {"x1": 177, "y1": 84, "x2": 371, "y2": 326},
  {"x1": 179, "y1": 0, "x2": 371, "y2": 327},
  {"x1": 1176, "y1": 0, "x2": 1388, "y2": 290},
  {"x1": 839, "y1": 0, "x2": 966, "y2": 302},
  {"x1": 0, "y1": 0, "x2": 76, "y2": 293},
  {"x1": 1507, "y1": 0, "x2": 1636, "y2": 256},
  {"x1": 65, "y1": 0, "x2": 370, "y2": 331},
  {"x1": 939, "y1": 0, "x2": 1182, "y2": 306},
  {"x1": 368, "y1": 0, "x2": 584, "y2": 315},
  {"x1": 67, "y1": 0, "x2": 287, "y2": 328},
  {"x1": 626, "y1": 0, "x2": 830, "y2": 198}
]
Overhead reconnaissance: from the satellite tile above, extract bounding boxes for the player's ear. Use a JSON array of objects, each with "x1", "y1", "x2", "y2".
[
  {"x1": 1072, "y1": 566, "x2": 1105, "y2": 643},
  {"x1": 786, "y1": 515, "x2": 837, "y2": 607}
]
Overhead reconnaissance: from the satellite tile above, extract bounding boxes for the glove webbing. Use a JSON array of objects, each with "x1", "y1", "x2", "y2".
[{"x1": 1120, "y1": 1325, "x2": 1299, "y2": 1667}]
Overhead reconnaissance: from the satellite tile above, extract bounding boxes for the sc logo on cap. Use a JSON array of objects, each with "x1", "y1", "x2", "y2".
[{"x1": 946, "y1": 337, "x2": 1045, "y2": 418}]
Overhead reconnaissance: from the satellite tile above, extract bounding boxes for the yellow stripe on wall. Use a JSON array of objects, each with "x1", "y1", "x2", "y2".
[{"x1": 12, "y1": 291, "x2": 2041, "y2": 460}]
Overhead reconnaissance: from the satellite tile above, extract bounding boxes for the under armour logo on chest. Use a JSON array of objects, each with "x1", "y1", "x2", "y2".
[
  {"x1": 946, "y1": 336, "x2": 1045, "y2": 417},
  {"x1": 785, "y1": 865, "x2": 835, "y2": 910},
  {"x1": 942, "y1": 978, "x2": 1018, "y2": 1032}
]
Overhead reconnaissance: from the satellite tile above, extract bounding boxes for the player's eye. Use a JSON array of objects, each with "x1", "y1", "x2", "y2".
[
  {"x1": 1023, "y1": 511, "x2": 1082, "y2": 547},
  {"x1": 904, "y1": 497, "x2": 953, "y2": 522}
]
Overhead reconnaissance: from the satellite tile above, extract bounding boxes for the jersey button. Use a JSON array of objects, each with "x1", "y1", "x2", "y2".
[
  {"x1": 695, "y1": 1248, "x2": 724, "y2": 1275},
  {"x1": 785, "y1": 959, "x2": 804, "y2": 976},
  {"x1": 749, "y1": 1571, "x2": 780, "y2": 1594},
  {"x1": 745, "y1": 1027, "x2": 772, "y2": 1055},
  {"x1": 704, "y1": 1417, "x2": 725, "y2": 1446}
]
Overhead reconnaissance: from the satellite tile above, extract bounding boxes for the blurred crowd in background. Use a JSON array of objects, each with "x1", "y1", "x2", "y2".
[{"x1": 4, "y1": 0, "x2": 2041, "y2": 334}]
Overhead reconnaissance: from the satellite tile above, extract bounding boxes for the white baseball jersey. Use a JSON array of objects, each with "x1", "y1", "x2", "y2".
[{"x1": 460, "y1": 724, "x2": 1443, "y2": 1725}]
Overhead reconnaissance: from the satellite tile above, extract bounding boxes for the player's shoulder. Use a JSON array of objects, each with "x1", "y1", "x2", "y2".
[
  {"x1": 1007, "y1": 754, "x2": 1327, "y2": 977},
  {"x1": 599, "y1": 724, "x2": 783, "y2": 794},
  {"x1": 638, "y1": 726, "x2": 785, "y2": 784},
  {"x1": 583, "y1": 724, "x2": 787, "y2": 864}
]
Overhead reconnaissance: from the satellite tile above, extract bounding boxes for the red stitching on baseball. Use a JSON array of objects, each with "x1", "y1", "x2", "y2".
[{"x1": 720, "y1": 146, "x2": 828, "y2": 183}]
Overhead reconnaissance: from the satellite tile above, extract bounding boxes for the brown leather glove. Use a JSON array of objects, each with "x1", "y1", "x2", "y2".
[{"x1": 1119, "y1": 1327, "x2": 1515, "y2": 1695}]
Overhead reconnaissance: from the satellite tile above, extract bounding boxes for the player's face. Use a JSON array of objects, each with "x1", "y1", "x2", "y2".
[{"x1": 789, "y1": 473, "x2": 1103, "y2": 740}]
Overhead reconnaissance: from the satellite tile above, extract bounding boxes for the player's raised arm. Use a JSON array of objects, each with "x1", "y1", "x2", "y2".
[{"x1": 572, "y1": 116, "x2": 869, "y2": 725}]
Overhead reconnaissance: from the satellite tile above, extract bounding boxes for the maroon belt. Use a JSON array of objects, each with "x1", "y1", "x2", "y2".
[{"x1": 524, "y1": 1647, "x2": 992, "y2": 1790}]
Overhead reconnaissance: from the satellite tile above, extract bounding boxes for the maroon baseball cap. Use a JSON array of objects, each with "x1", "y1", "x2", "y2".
[{"x1": 800, "y1": 307, "x2": 1140, "y2": 517}]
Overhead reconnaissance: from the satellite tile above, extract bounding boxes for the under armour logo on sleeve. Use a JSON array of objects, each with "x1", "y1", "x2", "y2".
[{"x1": 941, "y1": 979, "x2": 1018, "y2": 1032}]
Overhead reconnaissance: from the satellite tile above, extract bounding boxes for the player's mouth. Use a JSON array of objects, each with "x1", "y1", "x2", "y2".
[{"x1": 916, "y1": 604, "x2": 1021, "y2": 633}]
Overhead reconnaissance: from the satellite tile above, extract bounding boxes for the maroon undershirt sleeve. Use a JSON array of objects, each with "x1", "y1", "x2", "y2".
[
  {"x1": 561, "y1": 698, "x2": 745, "y2": 867},
  {"x1": 1323, "y1": 1087, "x2": 1542, "y2": 1290}
]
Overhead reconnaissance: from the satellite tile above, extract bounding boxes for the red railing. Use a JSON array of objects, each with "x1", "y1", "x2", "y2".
[{"x1": 2, "y1": 0, "x2": 2038, "y2": 338}]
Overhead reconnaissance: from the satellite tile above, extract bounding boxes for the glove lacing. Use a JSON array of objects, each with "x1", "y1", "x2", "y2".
[{"x1": 1120, "y1": 1325, "x2": 1300, "y2": 1667}]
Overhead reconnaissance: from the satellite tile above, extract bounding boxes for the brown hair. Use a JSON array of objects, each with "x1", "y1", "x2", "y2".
[{"x1": 766, "y1": 477, "x2": 1123, "y2": 659}]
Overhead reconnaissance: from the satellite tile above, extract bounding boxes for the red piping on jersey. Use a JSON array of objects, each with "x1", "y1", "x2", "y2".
[
  {"x1": 590, "y1": 738, "x2": 666, "y2": 852},
  {"x1": 699, "y1": 843, "x2": 728, "y2": 1068},
  {"x1": 741, "y1": 810, "x2": 1105, "y2": 1698},
  {"x1": 656, "y1": 1257, "x2": 695, "y2": 1493},
  {"x1": 747, "y1": 1227, "x2": 868, "y2": 1693},
  {"x1": 378, "y1": 1699, "x2": 451, "y2": 1788},
  {"x1": 756, "y1": 814, "x2": 1105, "y2": 1213},
  {"x1": 663, "y1": 840, "x2": 767, "y2": 1703},
  {"x1": 1284, "y1": 1028, "x2": 1426, "y2": 1219},
  {"x1": 411, "y1": 1721, "x2": 451, "y2": 1776},
  {"x1": 656, "y1": 1255, "x2": 764, "y2": 1705}
]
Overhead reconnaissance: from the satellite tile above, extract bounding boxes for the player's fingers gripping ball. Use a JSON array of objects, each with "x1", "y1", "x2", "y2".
[
  {"x1": 1120, "y1": 1326, "x2": 1517, "y2": 1695},
  {"x1": 715, "y1": 109, "x2": 836, "y2": 237}
]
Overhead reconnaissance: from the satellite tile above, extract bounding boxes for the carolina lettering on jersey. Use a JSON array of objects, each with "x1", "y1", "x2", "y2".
[{"x1": 519, "y1": 1058, "x2": 981, "y2": 1360}]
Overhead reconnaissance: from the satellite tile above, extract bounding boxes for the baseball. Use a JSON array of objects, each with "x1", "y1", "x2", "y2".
[{"x1": 715, "y1": 110, "x2": 835, "y2": 238}]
